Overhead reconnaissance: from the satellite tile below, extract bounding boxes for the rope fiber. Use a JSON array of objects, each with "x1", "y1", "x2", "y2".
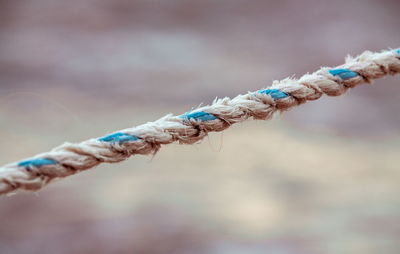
[{"x1": 1, "y1": 48, "x2": 399, "y2": 196}]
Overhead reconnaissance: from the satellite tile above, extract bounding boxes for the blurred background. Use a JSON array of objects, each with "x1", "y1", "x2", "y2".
[{"x1": 0, "y1": 0, "x2": 400, "y2": 253}]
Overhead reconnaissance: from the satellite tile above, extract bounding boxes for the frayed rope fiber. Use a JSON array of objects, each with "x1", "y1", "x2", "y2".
[{"x1": 1, "y1": 48, "x2": 400, "y2": 196}]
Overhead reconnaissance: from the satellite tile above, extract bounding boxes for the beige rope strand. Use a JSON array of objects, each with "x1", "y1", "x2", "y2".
[{"x1": 1, "y1": 48, "x2": 399, "y2": 196}]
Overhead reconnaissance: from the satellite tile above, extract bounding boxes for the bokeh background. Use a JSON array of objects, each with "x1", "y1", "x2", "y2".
[{"x1": 1, "y1": 0, "x2": 400, "y2": 253}]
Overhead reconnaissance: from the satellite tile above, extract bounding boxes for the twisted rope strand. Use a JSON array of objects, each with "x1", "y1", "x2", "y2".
[{"x1": 1, "y1": 48, "x2": 399, "y2": 195}]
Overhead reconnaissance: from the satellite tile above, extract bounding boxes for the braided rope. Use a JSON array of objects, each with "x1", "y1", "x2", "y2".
[{"x1": 1, "y1": 48, "x2": 399, "y2": 196}]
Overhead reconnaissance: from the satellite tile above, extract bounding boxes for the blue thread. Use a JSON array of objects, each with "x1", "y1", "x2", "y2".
[
  {"x1": 395, "y1": 48, "x2": 400, "y2": 55},
  {"x1": 180, "y1": 111, "x2": 217, "y2": 121},
  {"x1": 328, "y1": 68, "x2": 358, "y2": 80},
  {"x1": 98, "y1": 132, "x2": 139, "y2": 143},
  {"x1": 18, "y1": 158, "x2": 57, "y2": 167},
  {"x1": 258, "y1": 89, "x2": 288, "y2": 99}
]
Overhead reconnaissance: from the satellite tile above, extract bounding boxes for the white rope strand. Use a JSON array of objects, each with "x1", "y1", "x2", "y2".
[{"x1": 1, "y1": 48, "x2": 399, "y2": 195}]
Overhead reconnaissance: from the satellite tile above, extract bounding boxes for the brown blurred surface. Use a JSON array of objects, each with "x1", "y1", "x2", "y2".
[{"x1": 0, "y1": 0, "x2": 400, "y2": 253}]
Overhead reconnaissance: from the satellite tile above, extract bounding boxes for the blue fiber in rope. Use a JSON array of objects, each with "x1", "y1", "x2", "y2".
[
  {"x1": 180, "y1": 111, "x2": 217, "y2": 121},
  {"x1": 98, "y1": 132, "x2": 139, "y2": 143},
  {"x1": 258, "y1": 89, "x2": 288, "y2": 99},
  {"x1": 395, "y1": 48, "x2": 400, "y2": 55},
  {"x1": 18, "y1": 158, "x2": 57, "y2": 167},
  {"x1": 328, "y1": 68, "x2": 358, "y2": 80}
]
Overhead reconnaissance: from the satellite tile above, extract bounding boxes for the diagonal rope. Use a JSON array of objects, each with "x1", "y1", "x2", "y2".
[{"x1": 1, "y1": 48, "x2": 399, "y2": 196}]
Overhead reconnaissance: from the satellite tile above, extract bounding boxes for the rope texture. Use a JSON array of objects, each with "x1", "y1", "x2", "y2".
[{"x1": 1, "y1": 48, "x2": 399, "y2": 195}]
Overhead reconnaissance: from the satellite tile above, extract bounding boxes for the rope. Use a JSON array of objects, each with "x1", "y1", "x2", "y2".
[{"x1": 1, "y1": 48, "x2": 399, "y2": 196}]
